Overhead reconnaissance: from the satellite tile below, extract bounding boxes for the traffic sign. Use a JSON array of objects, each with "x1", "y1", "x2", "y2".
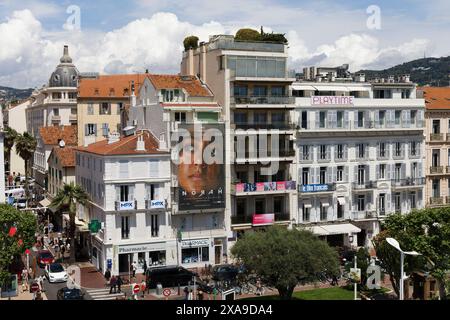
[
  {"x1": 163, "y1": 288, "x2": 171, "y2": 297},
  {"x1": 31, "y1": 282, "x2": 40, "y2": 293},
  {"x1": 133, "y1": 284, "x2": 140, "y2": 294}
]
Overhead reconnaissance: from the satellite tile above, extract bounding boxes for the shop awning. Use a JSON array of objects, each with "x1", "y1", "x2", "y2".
[
  {"x1": 292, "y1": 84, "x2": 316, "y2": 91},
  {"x1": 337, "y1": 197, "x2": 346, "y2": 205},
  {"x1": 39, "y1": 198, "x2": 51, "y2": 207},
  {"x1": 62, "y1": 214, "x2": 89, "y2": 231},
  {"x1": 314, "y1": 86, "x2": 349, "y2": 92},
  {"x1": 322, "y1": 223, "x2": 361, "y2": 235},
  {"x1": 345, "y1": 86, "x2": 370, "y2": 92},
  {"x1": 305, "y1": 226, "x2": 329, "y2": 236}
]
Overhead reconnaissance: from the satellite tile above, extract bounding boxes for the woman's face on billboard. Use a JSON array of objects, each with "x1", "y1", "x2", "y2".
[{"x1": 178, "y1": 134, "x2": 220, "y2": 195}]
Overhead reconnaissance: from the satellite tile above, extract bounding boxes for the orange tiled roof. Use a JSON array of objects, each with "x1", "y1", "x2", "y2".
[
  {"x1": 76, "y1": 130, "x2": 168, "y2": 156},
  {"x1": 39, "y1": 125, "x2": 78, "y2": 146},
  {"x1": 78, "y1": 74, "x2": 148, "y2": 98},
  {"x1": 421, "y1": 87, "x2": 450, "y2": 110},
  {"x1": 49, "y1": 146, "x2": 75, "y2": 167},
  {"x1": 148, "y1": 74, "x2": 212, "y2": 97}
]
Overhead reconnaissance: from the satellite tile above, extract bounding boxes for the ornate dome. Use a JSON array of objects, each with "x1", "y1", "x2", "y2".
[{"x1": 49, "y1": 45, "x2": 79, "y2": 88}]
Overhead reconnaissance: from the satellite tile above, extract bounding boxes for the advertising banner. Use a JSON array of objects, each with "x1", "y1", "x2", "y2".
[
  {"x1": 176, "y1": 123, "x2": 225, "y2": 211},
  {"x1": 150, "y1": 199, "x2": 165, "y2": 209},
  {"x1": 256, "y1": 182, "x2": 265, "y2": 192},
  {"x1": 252, "y1": 213, "x2": 275, "y2": 226}
]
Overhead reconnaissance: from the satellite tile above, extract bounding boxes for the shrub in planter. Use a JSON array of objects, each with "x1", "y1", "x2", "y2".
[
  {"x1": 235, "y1": 28, "x2": 262, "y2": 41},
  {"x1": 183, "y1": 36, "x2": 199, "y2": 51}
]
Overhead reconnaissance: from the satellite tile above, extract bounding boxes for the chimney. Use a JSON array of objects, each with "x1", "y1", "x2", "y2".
[
  {"x1": 186, "y1": 49, "x2": 195, "y2": 76},
  {"x1": 108, "y1": 132, "x2": 120, "y2": 144},
  {"x1": 199, "y1": 42, "x2": 207, "y2": 83},
  {"x1": 131, "y1": 80, "x2": 136, "y2": 107},
  {"x1": 303, "y1": 67, "x2": 310, "y2": 80},
  {"x1": 357, "y1": 73, "x2": 365, "y2": 82},
  {"x1": 136, "y1": 134, "x2": 146, "y2": 151},
  {"x1": 404, "y1": 74, "x2": 410, "y2": 83}
]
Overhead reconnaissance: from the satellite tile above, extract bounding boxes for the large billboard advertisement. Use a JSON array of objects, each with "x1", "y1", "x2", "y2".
[{"x1": 175, "y1": 123, "x2": 225, "y2": 211}]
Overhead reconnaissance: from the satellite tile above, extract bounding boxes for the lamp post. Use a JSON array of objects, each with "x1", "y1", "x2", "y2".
[{"x1": 386, "y1": 237, "x2": 421, "y2": 300}]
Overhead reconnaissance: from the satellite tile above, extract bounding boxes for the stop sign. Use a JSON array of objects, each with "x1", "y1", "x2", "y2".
[
  {"x1": 31, "y1": 282, "x2": 40, "y2": 293},
  {"x1": 133, "y1": 284, "x2": 140, "y2": 294}
]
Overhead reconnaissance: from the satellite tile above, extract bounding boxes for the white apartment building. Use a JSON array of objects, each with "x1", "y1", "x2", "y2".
[
  {"x1": 129, "y1": 74, "x2": 228, "y2": 267},
  {"x1": 75, "y1": 130, "x2": 174, "y2": 275},
  {"x1": 27, "y1": 45, "x2": 79, "y2": 190},
  {"x1": 180, "y1": 35, "x2": 298, "y2": 247},
  {"x1": 294, "y1": 70, "x2": 426, "y2": 248}
]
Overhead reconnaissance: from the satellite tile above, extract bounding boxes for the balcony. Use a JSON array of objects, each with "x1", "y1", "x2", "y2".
[
  {"x1": 429, "y1": 197, "x2": 444, "y2": 206},
  {"x1": 51, "y1": 115, "x2": 61, "y2": 122},
  {"x1": 430, "y1": 133, "x2": 444, "y2": 142},
  {"x1": 391, "y1": 178, "x2": 425, "y2": 189},
  {"x1": 231, "y1": 96, "x2": 295, "y2": 106},
  {"x1": 231, "y1": 213, "x2": 291, "y2": 226},
  {"x1": 232, "y1": 181, "x2": 296, "y2": 195},
  {"x1": 430, "y1": 166, "x2": 444, "y2": 174},
  {"x1": 446, "y1": 166, "x2": 450, "y2": 174},
  {"x1": 298, "y1": 119, "x2": 424, "y2": 133},
  {"x1": 298, "y1": 183, "x2": 336, "y2": 194},
  {"x1": 69, "y1": 114, "x2": 77, "y2": 121},
  {"x1": 146, "y1": 199, "x2": 167, "y2": 210},
  {"x1": 446, "y1": 196, "x2": 450, "y2": 204},
  {"x1": 352, "y1": 211, "x2": 377, "y2": 220},
  {"x1": 235, "y1": 149, "x2": 296, "y2": 161},
  {"x1": 352, "y1": 181, "x2": 376, "y2": 190},
  {"x1": 177, "y1": 224, "x2": 226, "y2": 238},
  {"x1": 234, "y1": 122, "x2": 296, "y2": 131},
  {"x1": 115, "y1": 200, "x2": 137, "y2": 211}
]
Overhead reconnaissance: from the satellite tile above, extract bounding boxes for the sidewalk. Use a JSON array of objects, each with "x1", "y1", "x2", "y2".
[{"x1": 0, "y1": 286, "x2": 48, "y2": 301}]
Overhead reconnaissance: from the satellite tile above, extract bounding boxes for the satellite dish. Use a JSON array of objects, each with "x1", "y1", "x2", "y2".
[{"x1": 59, "y1": 140, "x2": 66, "y2": 148}]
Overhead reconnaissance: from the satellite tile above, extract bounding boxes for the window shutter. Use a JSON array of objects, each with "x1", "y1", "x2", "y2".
[
  {"x1": 326, "y1": 145, "x2": 330, "y2": 160},
  {"x1": 93, "y1": 124, "x2": 97, "y2": 134},
  {"x1": 332, "y1": 166, "x2": 337, "y2": 182},
  {"x1": 315, "y1": 111, "x2": 319, "y2": 129},
  {"x1": 344, "y1": 111, "x2": 349, "y2": 128},
  {"x1": 401, "y1": 164, "x2": 406, "y2": 180},
  {"x1": 386, "y1": 193, "x2": 391, "y2": 211},
  {"x1": 129, "y1": 185, "x2": 134, "y2": 201},
  {"x1": 344, "y1": 166, "x2": 348, "y2": 182},
  {"x1": 354, "y1": 166, "x2": 358, "y2": 183},
  {"x1": 85, "y1": 124, "x2": 89, "y2": 136},
  {"x1": 327, "y1": 111, "x2": 334, "y2": 128},
  {"x1": 149, "y1": 160, "x2": 159, "y2": 178},
  {"x1": 365, "y1": 166, "x2": 370, "y2": 182},
  {"x1": 418, "y1": 163, "x2": 423, "y2": 178},
  {"x1": 115, "y1": 187, "x2": 120, "y2": 202},
  {"x1": 326, "y1": 167, "x2": 332, "y2": 184},
  {"x1": 376, "y1": 164, "x2": 380, "y2": 179}
]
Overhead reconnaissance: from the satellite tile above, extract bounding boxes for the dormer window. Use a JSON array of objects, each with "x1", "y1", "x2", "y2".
[
  {"x1": 109, "y1": 88, "x2": 115, "y2": 96},
  {"x1": 94, "y1": 88, "x2": 99, "y2": 96},
  {"x1": 161, "y1": 89, "x2": 182, "y2": 102}
]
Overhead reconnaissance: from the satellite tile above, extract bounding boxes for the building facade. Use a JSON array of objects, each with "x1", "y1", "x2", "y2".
[
  {"x1": 294, "y1": 71, "x2": 426, "y2": 248},
  {"x1": 47, "y1": 146, "x2": 76, "y2": 198},
  {"x1": 420, "y1": 87, "x2": 450, "y2": 207}
]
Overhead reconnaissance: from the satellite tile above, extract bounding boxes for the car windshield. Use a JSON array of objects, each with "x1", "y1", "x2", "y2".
[
  {"x1": 40, "y1": 252, "x2": 53, "y2": 259},
  {"x1": 63, "y1": 289, "x2": 81, "y2": 299},
  {"x1": 50, "y1": 264, "x2": 64, "y2": 272}
]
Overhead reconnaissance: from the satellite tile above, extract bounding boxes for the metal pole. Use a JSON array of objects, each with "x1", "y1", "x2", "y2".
[
  {"x1": 400, "y1": 252, "x2": 404, "y2": 300},
  {"x1": 26, "y1": 253, "x2": 30, "y2": 271},
  {"x1": 354, "y1": 258, "x2": 357, "y2": 300},
  {"x1": 193, "y1": 275, "x2": 196, "y2": 300}
]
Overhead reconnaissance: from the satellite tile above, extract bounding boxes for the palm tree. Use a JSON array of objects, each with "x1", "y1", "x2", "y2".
[
  {"x1": 15, "y1": 132, "x2": 37, "y2": 203},
  {"x1": 50, "y1": 182, "x2": 90, "y2": 263},
  {"x1": 3, "y1": 126, "x2": 18, "y2": 173}
]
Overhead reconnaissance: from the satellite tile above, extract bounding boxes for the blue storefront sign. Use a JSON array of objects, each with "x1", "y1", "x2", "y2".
[
  {"x1": 300, "y1": 184, "x2": 330, "y2": 192},
  {"x1": 107, "y1": 259, "x2": 112, "y2": 269}
]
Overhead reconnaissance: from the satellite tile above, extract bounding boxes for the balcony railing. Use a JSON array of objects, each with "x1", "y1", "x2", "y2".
[
  {"x1": 430, "y1": 166, "x2": 444, "y2": 174},
  {"x1": 446, "y1": 166, "x2": 450, "y2": 174},
  {"x1": 233, "y1": 181, "x2": 296, "y2": 194},
  {"x1": 234, "y1": 122, "x2": 296, "y2": 130},
  {"x1": 298, "y1": 120, "x2": 424, "y2": 132},
  {"x1": 429, "y1": 197, "x2": 444, "y2": 205},
  {"x1": 430, "y1": 133, "x2": 444, "y2": 141},
  {"x1": 115, "y1": 200, "x2": 137, "y2": 211},
  {"x1": 231, "y1": 213, "x2": 291, "y2": 225},
  {"x1": 231, "y1": 96, "x2": 295, "y2": 105},
  {"x1": 391, "y1": 178, "x2": 425, "y2": 188},
  {"x1": 298, "y1": 183, "x2": 336, "y2": 193},
  {"x1": 446, "y1": 196, "x2": 450, "y2": 204},
  {"x1": 352, "y1": 181, "x2": 376, "y2": 189},
  {"x1": 236, "y1": 149, "x2": 296, "y2": 159},
  {"x1": 352, "y1": 211, "x2": 377, "y2": 220}
]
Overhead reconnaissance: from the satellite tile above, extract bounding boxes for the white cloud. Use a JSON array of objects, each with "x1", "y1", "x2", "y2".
[{"x1": 0, "y1": 9, "x2": 434, "y2": 88}]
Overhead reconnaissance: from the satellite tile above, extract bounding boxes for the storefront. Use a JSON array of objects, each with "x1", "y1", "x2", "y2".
[
  {"x1": 180, "y1": 237, "x2": 225, "y2": 267},
  {"x1": 115, "y1": 242, "x2": 170, "y2": 275}
]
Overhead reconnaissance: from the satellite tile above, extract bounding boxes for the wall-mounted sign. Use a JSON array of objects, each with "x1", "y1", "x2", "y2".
[
  {"x1": 118, "y1": 243, "x2": 166, "y2": 254},
  {"x1": 150, "y1": 200, "x2": 165, "y2": 209},
  {"x1": 181, "y1": 238, "x2": 209, "y2": 248},
  {"x1": 252, "y1": 214, "x2": 275, "y2": 226},
  {"x1": 118, "y1": 201, "x2": 135, "y2": 211},
  {"x1": 300, "y1": 184, "x2": 331, "y2": 193},
  {"x1": 311, "y1": 96, "x2": 354, "y2": 106}
]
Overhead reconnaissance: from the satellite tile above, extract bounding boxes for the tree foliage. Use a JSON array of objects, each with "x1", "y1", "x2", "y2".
[
  {"x1": 3, "y1": 126, "x2": 18, "y2": 164},
  {"x1": 231, "y1": 226, "x2": 339, "y2": 299},
  {"x1": 15, "y1": 132, "x2": 37, "y2": 202},
  {"x1": 183, "y1": 36, "x2": 199, "y2": 51},
  {"x1": 0, "y1": 204, "x2": 37, "y2": 286},
  {"x1": 373, "y1": 209, "x2": 450, "y2": 298},
  {"x1": 235, "y1": 28, "x2": 262, "y2": 42},
  {"x1": 50, "y1": 182, "x2": 90, "y2": 263}
]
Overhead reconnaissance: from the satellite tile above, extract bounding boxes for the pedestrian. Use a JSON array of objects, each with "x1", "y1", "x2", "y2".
[
  {"x1": 61, "y1": 245, "x2": 66, "y2": 261},
  {"x1": 197, "y1": 289, "x2": 204, "y2": 301},
  {"x1": 188, "y1": 289, "x2": 193, "y2": 300},
  {"x1": 104, "y1": 269, "x2": 111, "y2": 287},
  {"x1": 143, "y1": 260, "x2": 147, "y2": 275},
  {"x1": 109, "y1": 275, "x2": 117, "y2": 294},
  {"x1": 117, "y1": 275, "x2": 123, "y2": 293},
  {"x1": 38, "y1": 275, "x2": 45, "y2": 292},
  {"x1": 184, "y1": 286, "x2": 189, "y2": 300},
  {"x1": 28, "y1": 267, "x2": 34, "y2": 281},
  {"x1": 256, "y1": 279, "x2": 262, "y2": 296},
  {"x1": 140, "y1": 280, "x2": 146, "y2": 298},
  {"x1": 21, "y1": 268, "x2": 29, "y2": 292},
  {"x1": 132, "y1": 261, "x2": 137, "y2": 278}
]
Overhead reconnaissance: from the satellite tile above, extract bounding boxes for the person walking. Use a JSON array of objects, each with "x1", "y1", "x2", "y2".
[
  {"x1": 104, "y1": 269, "x2": 111, "y2": 287},
  {"x1": 132, "y1": 261, "x2": 137, "y2": 278},
  {"x1": 140, "y1": 280, "x2": 146, "y2": 298},
  {"x1": 143, "y1": 260, "x2": 147, "y2": 275},
  {"x1": 197, "y1": 289, "x2": 204, "y2": 301},
  {"x1": 61, "y1": 245, "x2": 66, "y2": 261},
  {"x1": 21, "y1": 268, "x2": 29, "y2": 292},
  {"x1": 109, "y1": 275, "x2": 117, "y2": 294},
  {"x1": 188, "y1": 289, "x2": 193, "y2": 300},
  {"x1": 184, "y1": 286, "x2": 189, "y2": 300},
  {"x1": 117, "y1": 275, "x2": 123, "y2": 293}
]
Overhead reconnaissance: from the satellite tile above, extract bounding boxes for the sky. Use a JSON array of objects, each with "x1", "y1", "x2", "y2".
[{"x1": 0, "y1": 0, "x2": 449, "y2": 88}]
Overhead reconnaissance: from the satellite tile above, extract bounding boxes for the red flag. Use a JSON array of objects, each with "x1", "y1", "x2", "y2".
[
  {"x1": 8, "y1": 226, "x2": 17, "y2": 237},
  {"x1": 18, "y1": 239, "x2": 24, "y2": 247}
]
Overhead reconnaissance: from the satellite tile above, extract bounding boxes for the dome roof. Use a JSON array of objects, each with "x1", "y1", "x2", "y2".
[{"x1": 49, "y1": 45, "x2": 79, "y2": 88}]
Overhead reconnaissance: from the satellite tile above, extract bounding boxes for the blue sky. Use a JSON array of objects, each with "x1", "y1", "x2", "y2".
[{"x1": 0, "y1": 0, "x2": 449, "y2": 88}]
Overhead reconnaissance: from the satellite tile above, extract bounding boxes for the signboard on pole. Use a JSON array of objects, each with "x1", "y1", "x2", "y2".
[
  {"x1": 349, "y1": 268, "x2": 361, "y2": 283},
  {"x1": 133, "y1": 284, "x2": 140, "y2": 294}
]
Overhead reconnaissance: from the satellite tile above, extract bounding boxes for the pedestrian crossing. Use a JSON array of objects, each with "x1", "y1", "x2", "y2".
[{"x1": 84, "y1": 287, "x2": 125, "y2": 300}]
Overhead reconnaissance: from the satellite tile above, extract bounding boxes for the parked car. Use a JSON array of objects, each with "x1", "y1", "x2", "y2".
[
  {"x1": 15, "y1": 198, "x2": 27, "y2": 209},
  {"x1": 212, "y1": 264, "x2": 239, "y2": 282},
  {"x1": 145, "y1": 266, "x2": 197, "y2": 288},
  {"x1": 57, "y1": 287, "x2": 84, "y2": 300},
  {"x1": 37, "y1": 250, "x2": 54, "y2": 267},
  {"x1": 45, "y1": 263, "x2": 68, "y2": 283}
]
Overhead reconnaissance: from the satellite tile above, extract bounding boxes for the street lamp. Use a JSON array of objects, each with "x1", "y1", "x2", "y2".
[{"x1": 386, "y1": 237, "x2": 421, "y2": 300}]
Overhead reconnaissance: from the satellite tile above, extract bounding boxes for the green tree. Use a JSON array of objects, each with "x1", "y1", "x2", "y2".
[
  {"x1": 3, "y1": 126, "x2": 18, "y2": 172},
  {"x1": 15, "y1": 132, "x2": 37, "y2": 202},
  {"x1": 231, "y1": 226, "x2": 340, "y2": 299},
  {"x1": 0, "y1": 204, "x2": 37, "y2": 287},
  {"x1": 235, "y1": 28, "x2": 262, "y2": 41},
  {"x1": 373, "y1": 209, "x2": 450, "y2": 299},
  {"x1": 50, "y1": 182, "x2": 89, "y2": 263},
  {"x1": 183, "y1": 36, "x2": 199, "y2": 51}
]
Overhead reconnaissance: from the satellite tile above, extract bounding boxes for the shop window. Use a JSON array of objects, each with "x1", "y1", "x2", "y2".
[{"x1": 182, "y1": 247, "x2": 209, "y2": 264}]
